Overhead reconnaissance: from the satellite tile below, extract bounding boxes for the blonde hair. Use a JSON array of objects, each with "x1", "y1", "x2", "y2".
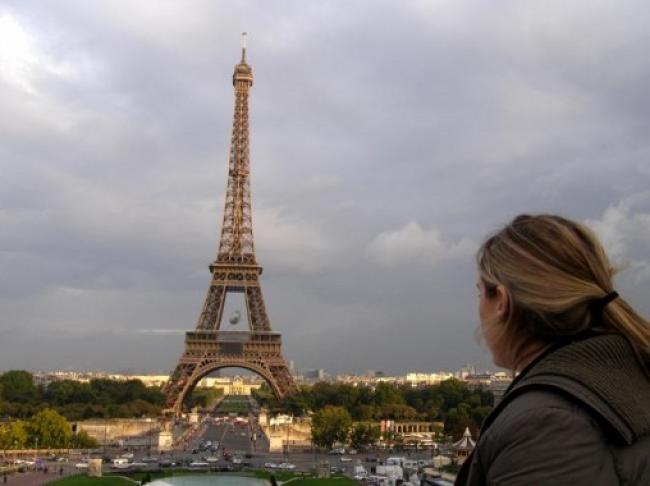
[{"x1": 477, "y1": 214, "x2": 650, "y2": 369}]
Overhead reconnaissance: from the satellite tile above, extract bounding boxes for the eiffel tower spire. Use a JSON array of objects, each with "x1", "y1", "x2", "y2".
[
  {"x1": 218, "y1": 31, "x2": 255, "y2": 264},
  {"x1": 163, "y1": 36, "x2": 297, "y2": 415}
]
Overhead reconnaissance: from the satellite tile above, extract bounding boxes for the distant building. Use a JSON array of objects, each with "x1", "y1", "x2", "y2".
[
  {"x1": 33, "y1": 371, "x2": 262, "y2": 395},
  {"x1": 298, "y1": 368, "x2": 328, "y2": 383},
  {"x1": 405, "y1": 372, "x2": 454, "y2": 387},
  {"x1": 463, "y1": 373, "x2": 492, "y2": 388},
  {"x1": 196, "y1": 376, "x2": 262, "y2": 395}
]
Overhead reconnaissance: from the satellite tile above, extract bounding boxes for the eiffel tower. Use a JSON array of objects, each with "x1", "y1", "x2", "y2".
[{"x1": 164, "y1": 35, "x2": 297, "y2": 415}]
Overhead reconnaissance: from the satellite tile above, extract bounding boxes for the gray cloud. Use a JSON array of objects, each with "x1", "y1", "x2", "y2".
[{"x1": 1, "y1": 0, "x2": 649, "y2": 375}]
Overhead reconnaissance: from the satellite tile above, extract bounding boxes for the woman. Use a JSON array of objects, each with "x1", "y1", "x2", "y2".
[{"x1": 456, "y1": 214, "x2": 650, "y2": 485}]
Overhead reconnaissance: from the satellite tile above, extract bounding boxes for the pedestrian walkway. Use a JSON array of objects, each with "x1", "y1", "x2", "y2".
[{"x1": 2, "y1": 464, "x2": 76, "y2": 485}]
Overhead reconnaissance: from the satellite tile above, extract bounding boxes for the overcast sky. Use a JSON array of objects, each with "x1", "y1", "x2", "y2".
[{"x1": 1, "y1": 0, "x2": 649, "y2": 376}]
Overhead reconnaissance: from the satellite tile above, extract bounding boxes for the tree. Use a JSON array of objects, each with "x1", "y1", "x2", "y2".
[
  {"x1": 349, "y1": 423, "x2": 380, "y2": 450},
  {"x1": 0, "y1": 420, "x2": 28, "y2": 449},
  {"x1": 45, "y1": 380, "x2": 94, "y2": 405},
  {"x1": 0, "y1": 371, "x2": 37, "y2": 403},
  {"x1": 27, "y1": 408, "x2": 73, "y2": 448},
  {"x1": 444, "y1": 404, "x2": 475, "y2": 440},
  {"x1": 74, "y1": 430, "x2": 98, "y2": 448},
  {"x1": 376, "y1": 404, "x2": 419, "y2": 420},
  {"x1": 311, "y1": 406, "x2": 352, "y2": 450},
  {"x1": 374, "y1": 383, "x2": 404, "y2": 407},
  {"x1": 437, "y1": 379, "x2": 468, "y2": 410}
]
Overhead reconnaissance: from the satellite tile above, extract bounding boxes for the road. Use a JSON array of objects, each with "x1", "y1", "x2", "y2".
[
  {"x1": 176, "y1": 396, "x2": 437, "y2": 474},
  {"x1": 4, "y1": 396, "x2": 436, "y2": 480}
]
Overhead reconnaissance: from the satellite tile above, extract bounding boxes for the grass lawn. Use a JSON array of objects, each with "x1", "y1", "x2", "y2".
[
  {"x1": 289, "y1": 479, "x2": 359, "y2": 486},
  {"x1": 51, "y1": 470, "x2": 359, "y2": 486},
  {"x1": 253, "y1": 470, "x2": 305, "y2": 481},
  {"x1": 215, "y1": 399, "x2": 249, "y2": 414},
  {"x1": 252, "y1": 471, "x2": 357, "y2": 486}
]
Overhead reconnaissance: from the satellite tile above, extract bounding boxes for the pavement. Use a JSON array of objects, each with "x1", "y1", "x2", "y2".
[{"x1": 2, "y1": 463, "x2": 77, "y2": 486}]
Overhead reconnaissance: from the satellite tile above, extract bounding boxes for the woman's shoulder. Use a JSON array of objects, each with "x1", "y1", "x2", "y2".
[
  {"x1": 483, "y1": 388, "x2": 598, "y2": 444},
  {"x1": 475, "y1": 386, "x2": 650, "y2": 485},
  {"x1": 475, "y1": 388, "x2": 619, "y2": 485}
]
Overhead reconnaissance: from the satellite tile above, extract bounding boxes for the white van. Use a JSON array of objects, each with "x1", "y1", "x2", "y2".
[
  {"x1": 386, "y1": 456, "x2": 406, "y2": 466},
  {"x1": 111, "y1": 458, "x2": 130, "y2": 469}
]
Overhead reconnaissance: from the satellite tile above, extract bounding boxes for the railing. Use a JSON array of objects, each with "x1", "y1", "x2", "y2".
[{"x1": 185, "y1": 331, "x2": 282, "y2": 343}]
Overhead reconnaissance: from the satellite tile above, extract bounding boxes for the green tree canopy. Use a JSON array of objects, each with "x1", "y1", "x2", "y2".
[
  {"x1": 311, "y1": 405, "x2": 352, "y2": 450},
  {"x1": 27, "y1": 408, "x2": 73, "y2": 448},
  {"x1": 74, "y1": 430, "x2": 98, "y2": 448},
  {"x1": 0, "y1": 371, "x2": 37, "y2": 403},
  {"x1": 0, "y1": 420, "x2": 28, "y2": 449},
  {"x1": 350, "y1": 423, "x2": 380, "y2": 450},
  {"x1": 45, "y1": 380, "x2": 94, "y2": 405}
]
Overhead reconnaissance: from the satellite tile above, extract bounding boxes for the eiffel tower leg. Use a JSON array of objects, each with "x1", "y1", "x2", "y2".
[
  {"x1": 245, "y1": 285, "x2": 270, "y2": 331},
  {"x1": 163, "y1": 358, "x2": 199, "y2": 415},
  {"x1": 269, "y1": 362, "x2": 299, "y2": 396},
  {"x1": 196, "y1": 283, "x2": 226, "y2": 331}
]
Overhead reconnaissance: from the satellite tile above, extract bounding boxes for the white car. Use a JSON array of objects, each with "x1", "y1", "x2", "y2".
[
  {"x1": 278, "y1": 462, "x2": 296, "y2": 470},
  {"x1": 340, "y1": 456, "x2": 353, "y2": 462},
  {"x1": 264, "y1": 462, "x2": 278, "y2": 469},
  {"x1": 16, "y1": 459, "x2": 36, "y2": 467},
  {"x1": 74, "y1": 462, "x2": 89, "y2": 469},
  {"x1": 205, "y1": 456, "x2": 220, "y2": 463},
  {"x1": 189, "y1": 461, "x2": 210, "y2": 468},
  {"x1": 112, "y1": 458, "x2": 130, "y2": 469}
]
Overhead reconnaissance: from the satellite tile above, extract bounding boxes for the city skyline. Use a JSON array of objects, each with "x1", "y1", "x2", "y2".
[{"x1": 1, "y1": 1, "x2": 649, "y2": 375}]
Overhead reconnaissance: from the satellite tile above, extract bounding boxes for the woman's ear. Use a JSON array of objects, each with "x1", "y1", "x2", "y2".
[{"x1": 495, "y1": 285, "x2": 510, "y2": 320}]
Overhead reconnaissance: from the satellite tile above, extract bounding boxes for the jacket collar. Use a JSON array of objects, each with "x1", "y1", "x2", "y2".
[{"x1": 483, "y1": 334, "x2": 650, "y2": 445}]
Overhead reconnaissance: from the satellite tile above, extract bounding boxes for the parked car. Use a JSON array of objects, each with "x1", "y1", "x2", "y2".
[{"x1": 112, "y1": 458, "x2": 130, "y2": 469}]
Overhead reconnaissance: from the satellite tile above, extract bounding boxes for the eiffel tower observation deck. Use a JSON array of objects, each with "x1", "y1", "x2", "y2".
[{"x1": 164, "y1": 34, "x2": 297, "y2": 415}]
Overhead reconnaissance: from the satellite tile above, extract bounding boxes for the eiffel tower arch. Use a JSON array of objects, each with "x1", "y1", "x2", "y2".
[{"x1": 164, "y1": 34, "x2": 297, "y2": 415}]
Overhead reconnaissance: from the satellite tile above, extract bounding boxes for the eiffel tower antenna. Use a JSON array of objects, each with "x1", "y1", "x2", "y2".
[
  {"x1": 241, "y1": 31, "x2": 247, "y2": 62},
  {"x1": 164, "y1": 37, "x2": 297, "y2": 415}
]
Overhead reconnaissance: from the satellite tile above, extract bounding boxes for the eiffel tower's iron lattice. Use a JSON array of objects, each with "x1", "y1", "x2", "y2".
[{"x1": 164, "y1": 35, "x2": 297, "y2": 415}]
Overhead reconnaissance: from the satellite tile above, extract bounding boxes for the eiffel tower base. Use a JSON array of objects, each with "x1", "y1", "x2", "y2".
[{"x1": 164, "y1": 330, "x2": 296, "y2": 416}]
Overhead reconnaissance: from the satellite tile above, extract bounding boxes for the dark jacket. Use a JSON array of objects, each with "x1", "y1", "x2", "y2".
[{"x1": 456, "y1": 334, "x2": 650, "y2": 485}]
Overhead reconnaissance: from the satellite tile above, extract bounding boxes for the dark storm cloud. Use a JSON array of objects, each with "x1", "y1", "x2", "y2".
[{"x1": 1, "y1": 0, "x2": 649, "y2": 374}]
